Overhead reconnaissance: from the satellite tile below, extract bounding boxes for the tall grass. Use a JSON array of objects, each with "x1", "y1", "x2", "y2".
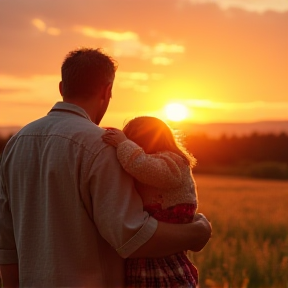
[
  {"x1": 1, "y1": 174, "x2": 286, "y2": 287},
  {"x1": 192, "y1": 174, "x2": 288, "y2": 288}
]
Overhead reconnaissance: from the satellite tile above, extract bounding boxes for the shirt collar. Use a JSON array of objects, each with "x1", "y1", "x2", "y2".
[{"x1": 48, "y1": 102, "x2": 92, "y2": 122}]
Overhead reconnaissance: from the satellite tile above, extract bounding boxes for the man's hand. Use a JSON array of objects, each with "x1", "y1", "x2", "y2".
[
  {"x1": 102, "y1": 128, "x2": 127, "y2": 147},
  {"x1": 190, "y1": 213, "x2": 212, "y2": 252}
]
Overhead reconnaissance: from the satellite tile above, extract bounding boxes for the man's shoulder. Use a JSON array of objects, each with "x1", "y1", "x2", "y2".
[
  {"x1": 18, "y1": 114, "x2": 102, "y2": 137},
  {"x1": 13, "y1": 115, "x2": 108, "y2": 153}
]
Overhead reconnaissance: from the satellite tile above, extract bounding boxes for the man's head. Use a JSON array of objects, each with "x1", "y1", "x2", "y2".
[
  {"x1": 60, "y1": 47, "x2": 117, "y2": 99},
  {"x1": 59, "y1": 47, "x2": 118, "y2": 124}
]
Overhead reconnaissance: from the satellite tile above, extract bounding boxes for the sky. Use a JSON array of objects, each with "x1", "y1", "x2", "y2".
[{"x1": 0, "y1": 0, "x2": 287, "y2": 129}]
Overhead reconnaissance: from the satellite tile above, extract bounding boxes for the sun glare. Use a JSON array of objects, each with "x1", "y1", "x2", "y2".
[{"x1": 164, "y1": 103, "x2": 189, "y2": 122}]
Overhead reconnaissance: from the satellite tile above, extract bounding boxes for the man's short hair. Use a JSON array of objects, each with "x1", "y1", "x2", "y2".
[{"x1": 61, "y1": 47, "x2": 118, "y2": 99}]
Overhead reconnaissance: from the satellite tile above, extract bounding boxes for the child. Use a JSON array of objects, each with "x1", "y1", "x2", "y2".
[{"x1": 102, "y1": 116, "x2": 199, "y2": 288}]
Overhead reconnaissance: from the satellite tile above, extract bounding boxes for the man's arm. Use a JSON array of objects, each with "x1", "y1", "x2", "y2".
[
  {"x1": 91, "y1": 145, "x2": 211, "y2": 259},
  {"x1": 130, "y1": 213, "x2": 212, "y2": 258},
  {"x1": 1, "y1": 156, "x2": 19, "y2": 288},
  {"x1": 0, "y1": 264, "x2": 19, "y2": 288}
]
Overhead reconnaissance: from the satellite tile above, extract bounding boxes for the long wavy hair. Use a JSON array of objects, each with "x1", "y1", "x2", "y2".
[{"x1": 123, "y1": 116, "x2": 196, "y2": 167}]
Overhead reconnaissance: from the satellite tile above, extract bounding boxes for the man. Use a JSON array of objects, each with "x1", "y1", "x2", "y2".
[{"x1": 0, "y1": 47, "x2": 212, "y2": 287}]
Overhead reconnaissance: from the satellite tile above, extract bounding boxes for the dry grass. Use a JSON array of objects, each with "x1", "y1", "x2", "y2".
[
  {"x1": 1, "y1": 174, "x2": 286, "y2": 287},
  {"x1": 191, "y1": 174, "x2": 288, "y2": 288}
]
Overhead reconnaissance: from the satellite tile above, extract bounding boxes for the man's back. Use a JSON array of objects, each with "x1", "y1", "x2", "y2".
[{"x1": 0, "y1": 103, "x2": 157, "y2": 287}]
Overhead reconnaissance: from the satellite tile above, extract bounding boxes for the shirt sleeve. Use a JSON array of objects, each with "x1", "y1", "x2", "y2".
[
  {"x1": 88, "y1": 144, "x2": 158, "y2": 258},
  {"x1": 116, "y1": 140, "x2": 183, "y2": 189},
  {"x1": 0, "y1": 158, "x2": 18, "y2": 264}
]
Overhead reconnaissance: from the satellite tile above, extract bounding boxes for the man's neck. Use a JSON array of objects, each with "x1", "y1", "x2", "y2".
[{"x1": 63, "y1": 97, "x2": 99, "y2": 124}]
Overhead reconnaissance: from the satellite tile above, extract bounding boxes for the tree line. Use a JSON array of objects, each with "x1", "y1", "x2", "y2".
[
  {"x1": 184, "y1": 132, "x2": 288, "y2": 179},
  {"x1": 185, "y1": 132, "x2": 288, "y2": 165}
]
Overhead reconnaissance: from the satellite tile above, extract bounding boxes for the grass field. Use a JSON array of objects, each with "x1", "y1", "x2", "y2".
[
  {"x1": 191, "y1": 174, "x2": 288, "y2": 288},
  {"x1": 1, "y1": 174, "x2": 287, "y2": 287}
]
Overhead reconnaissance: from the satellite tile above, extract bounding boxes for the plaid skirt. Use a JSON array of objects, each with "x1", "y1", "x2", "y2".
[{"x1": 125, "y1": 251, "x2": 198, "y2": 288}]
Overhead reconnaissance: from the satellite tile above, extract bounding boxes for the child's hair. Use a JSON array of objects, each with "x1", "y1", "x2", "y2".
[{"x1": 123, "y1": 116, "x2": 196, "y2": 167}]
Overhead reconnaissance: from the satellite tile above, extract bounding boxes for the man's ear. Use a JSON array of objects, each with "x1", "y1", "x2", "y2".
[
  {"x1": 103, "y1": 82, "x2": 113, "y2": 100},
  {"x1": 59, "y1": 81, "x2": 63, "y2": 96}
]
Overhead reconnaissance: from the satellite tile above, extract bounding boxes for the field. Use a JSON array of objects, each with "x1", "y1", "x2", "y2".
[
  {"x1": 191, "y1": 174, "x2": 288, "y2": 288},
  {"x1": 1, "y1": 174, "x2": 287, "y2": 287}
]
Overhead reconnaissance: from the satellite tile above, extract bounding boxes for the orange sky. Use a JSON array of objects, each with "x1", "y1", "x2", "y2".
[{"x1": 0, "y1": 0, "x2": 287, "y2": 128}]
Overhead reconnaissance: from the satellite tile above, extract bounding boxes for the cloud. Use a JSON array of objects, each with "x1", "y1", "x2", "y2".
[
  {"x1": 186, "y1": 0, "x2": 288, "y2": 13},
  {"x1": 111, "y1": 39, "x2": 149, "y2": 58},
  {"x1": 152, "y1": 57, "x2": 173, "y2": 66},
  {"x1": 47, "y1": 27, "x2": 61, "y2": 36},
  {"x1": 74, "y1": 26, "x2": 138, "y2": 41},
  {"x1": 32, "y1": 18, "x2": 46, "y2": 31},
  {"x1": 154, "y1": 43, "x2": 185, "y2": 54},
  {"x1": 0, "y1": 74, "x2": 62, "y2": 126},
  {"x1": 117, "y1": 71, "x2": 164, "y2": 81},
  {"x1": 169, "y1": 99, "x2": 288, "y2": 123},
  {"x1": 0, "y1": 88, "x2": 31, "y2": 94},
  {"x1": 0, "y1": 74, "x2": 60, "y2": 103},
  {"x1": 186, "y1": 99, "x2": 288, "y2": 110},
  {"x1": 112, "y1": 40, "x2": 184, "y2": 65},
  {"x1": 31, "y1": 18, "x2": 61, "y2": 36},
  {"x1": 74, "y1": 26, "x2": 185, "y2": 65},
  {"x1": 151, "y1": 43, "x2": 184, "y2": 65},
  {"x1": 116, "y1": 71, "x2": 164, "y2": 92},
  {"x1": 118, "y1": 72, "x2": 149, "y2": 81}
]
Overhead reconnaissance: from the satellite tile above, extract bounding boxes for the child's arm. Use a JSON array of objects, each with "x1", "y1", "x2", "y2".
[{"x1": 102, "y1": 129, "x2": 182, "y2": 189}]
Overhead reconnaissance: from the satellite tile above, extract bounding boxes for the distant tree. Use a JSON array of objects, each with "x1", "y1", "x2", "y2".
[
  {"x1": 0, "y1": 134, "x2": 12, "y2": 157},
  {"x1": 184, "y1": 132, "x2": 288, "y2": 165}
]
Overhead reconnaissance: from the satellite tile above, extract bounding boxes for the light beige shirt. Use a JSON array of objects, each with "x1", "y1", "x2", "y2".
[{"x1": 0, "y1": 102, "x2": 157, "y2": 287}]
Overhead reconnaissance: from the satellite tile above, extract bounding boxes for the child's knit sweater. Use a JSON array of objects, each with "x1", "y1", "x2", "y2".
[{"x1": 116, "y1": 140, "x2": 198, "y2": 223}]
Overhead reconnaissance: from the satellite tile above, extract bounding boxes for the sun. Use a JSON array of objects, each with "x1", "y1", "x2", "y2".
[{"x1": 164, "y1": 103, "x2": 189, "y2": 122}]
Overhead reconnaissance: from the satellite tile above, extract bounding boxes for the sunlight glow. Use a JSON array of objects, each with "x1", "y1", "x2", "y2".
[{"x1": 164, "y1": 103, "x2": 189, "y2": 122}]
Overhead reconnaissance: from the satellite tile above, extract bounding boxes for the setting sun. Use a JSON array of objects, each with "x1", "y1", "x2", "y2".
[{"x1": 164, "y1": 103, "x2": 189, "y2": 122}]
